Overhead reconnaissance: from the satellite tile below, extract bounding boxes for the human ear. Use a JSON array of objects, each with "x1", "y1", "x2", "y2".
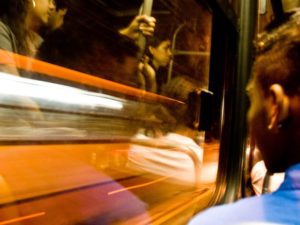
[{"x1": 267, "y1": 84, "x2": 290, "y2": 130}]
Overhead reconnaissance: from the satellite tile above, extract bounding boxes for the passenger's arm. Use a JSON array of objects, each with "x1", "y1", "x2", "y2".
[
  {"x1": 0, "y1": 22, "x2": 20, "y2": 76},
  {"x1": 138, "y1": 56, "x2": 157, "y2": 92}
]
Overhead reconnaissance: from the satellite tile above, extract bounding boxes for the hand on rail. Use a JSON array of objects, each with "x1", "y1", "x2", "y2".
[{"x1": 119, "y1": 15, "x2": 156, "y2": 41}]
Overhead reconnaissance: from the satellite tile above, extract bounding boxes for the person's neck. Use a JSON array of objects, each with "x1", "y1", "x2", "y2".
[
  {"x1": 25, "y1": 14, "x2": 41, "y2": 34},
  {"x1": 152, "y1": 59, "x2": 160, "y2": 70}
]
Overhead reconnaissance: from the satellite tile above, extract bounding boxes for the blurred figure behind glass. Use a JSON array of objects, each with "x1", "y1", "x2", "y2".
[{"x1": 0, "y1": 0, "x2": 55, "y2": 75}]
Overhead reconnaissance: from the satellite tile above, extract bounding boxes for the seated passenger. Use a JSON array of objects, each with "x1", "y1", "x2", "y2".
[
  {"x1": 188, "y1": 9, "x2": 300, "y2": 225},
  {"x1": 127, "y1": 76, "x2": 217, "y2": 186},
  {"x1": 0, "y1": 0, "x2": 54, "y2": 121},
  {"x1": 0, "y1": 0, "x2": 55, "y2": 75},
  {"x1": 41, "y1": 0, "x2": 68, "y2": 35}
]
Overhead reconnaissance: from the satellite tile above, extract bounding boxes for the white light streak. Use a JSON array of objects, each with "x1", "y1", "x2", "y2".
[{"x1": 0, "y1": 72, "x2": 123, "y2": 110}]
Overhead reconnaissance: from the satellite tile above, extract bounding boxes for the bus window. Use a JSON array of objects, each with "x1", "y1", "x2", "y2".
[{"x1": 0, "y1": 0, "x2": 221, "y2": 224}]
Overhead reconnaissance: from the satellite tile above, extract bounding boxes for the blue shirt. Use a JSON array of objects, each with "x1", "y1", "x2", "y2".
[{"x1": 188, "y1": 163, "x2": 300, "y2": 225}]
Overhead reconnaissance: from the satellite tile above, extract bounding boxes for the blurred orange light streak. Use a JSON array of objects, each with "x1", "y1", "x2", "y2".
[
  {"x1": 0, "y1": 212, "x2": 45, "y2": 225},
  {"x1": 108, "y1": 176, "x2": 170, "y2": 195},
  {"x1": 0, "y1": 50, "x2": 183, "y2": 105}
]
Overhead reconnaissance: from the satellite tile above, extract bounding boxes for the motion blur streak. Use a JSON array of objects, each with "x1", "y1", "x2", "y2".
[
  {"x1": 0, "y1": 50, "x2": 183, "y2": 105},
  {"x1": 108, "y1": 176, "x2": 170, "y2": 195},
  {"x1": 0, "y1": 72, "x2": 123, "y2": 109},
  {"x1": 0, "y1": 212, "x2": 45, "y2": 225}
]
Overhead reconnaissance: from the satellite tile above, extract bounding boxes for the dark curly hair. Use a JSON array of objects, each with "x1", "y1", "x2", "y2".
[
  {"x1": 253, "y1": 9, "x2": 300, "y2": 96},
  {"x1": 0, "y1": 0, "x2": 31, "y2": 55}
]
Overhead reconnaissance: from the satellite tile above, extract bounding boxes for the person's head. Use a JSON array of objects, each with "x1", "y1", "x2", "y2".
[
  {"x1": 247, "y1": 10, "x2": 300, "y2": 173},
  {"x1": 162, "y1": 76, "x2": 201, "y2": 132},
  {"x1": 148, "y1": 37, "x2": 172, "y2": 69},
  {"x1": 29, "y1": 0, "x2": 55, "y2": 29},
  {"x1": 0, "y1": 0, "x2": 54, "y2": 54},
  {"x1": 46, "y1": 0, "x2": 68, "y2": 32}
]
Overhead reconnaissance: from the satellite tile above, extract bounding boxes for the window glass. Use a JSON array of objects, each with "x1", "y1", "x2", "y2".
[{"x1": 0, "y1": 0, "x2": 218, "y2": 224}]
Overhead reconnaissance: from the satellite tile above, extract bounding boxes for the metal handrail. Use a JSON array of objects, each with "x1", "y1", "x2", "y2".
[
  {"x1": 167, "y1": 23, "x2": 210, "y2": 83},
  {"x1": 137, "y1": 0, "x2": 153, "y2": 55}
]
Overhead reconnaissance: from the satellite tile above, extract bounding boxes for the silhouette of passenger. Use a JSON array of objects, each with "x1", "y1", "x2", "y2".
[
  {"x1": 139, "y1": 35, "x2": 172, "y2": 93},
  {"x1": 0, "y1": 0, "x2": 55, "y2": 75},
  {"x1": 127, "y1": 76, "x2": 215, "y2": 186}
]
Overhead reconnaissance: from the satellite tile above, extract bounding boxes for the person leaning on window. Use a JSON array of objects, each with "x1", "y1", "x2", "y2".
[{"x1": 188, "y1": 8, "x2": 300, "y2": 225}]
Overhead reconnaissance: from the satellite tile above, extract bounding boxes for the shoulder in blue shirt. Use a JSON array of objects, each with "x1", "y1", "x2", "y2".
[{"x1": 188, "y1": 163, "x2": 300, "y2": 225}]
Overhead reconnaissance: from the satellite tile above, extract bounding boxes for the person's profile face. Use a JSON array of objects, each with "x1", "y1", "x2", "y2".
[
  {"x1": 151, "y1": 40, "x2": 172, "y2": 67},
  {"x1": 32, "y1": 0, "x2": 55, "y2": 25},
  {"x1": 246, "y1": 78, "x2": 269, "y2": 152},
  {"x1": 47, "y1": 8, "x2": 67, "y2": 31},
  {"x1": 246, "y1": 79, "x2": 263, "y2": 130},
  {"x1": 246, "y1": 76, "x2": 286, "y2": 173}
]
